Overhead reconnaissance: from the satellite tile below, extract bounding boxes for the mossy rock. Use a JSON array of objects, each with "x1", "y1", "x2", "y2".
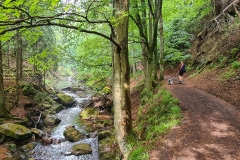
[
  {"x1": 1, "y1": 117, "x2": 29, "y2": 126},
  {"x1": 101, "y1": 87, "x2": 112, "y2": 95},
  {"x1": 43, "y1": 115, "x2": 61, "y2": 126},
  {"x1": 57, "y1": 94, "x2": 74, "y2": 106},
  {"x1": 80, "y1": 108, "x2": 99, "y2": 120},
  {"x1": 20, "y1": 142, "x2": 38, "y2": 152},
  {"x1": 48, "y1": 104, "x2": 64, "y2": 114},
  {"x1": 71, "y1": 143, "x2": 92, "y2": 155},
  {"x1": 0, "y1": 123, "x2": 32, "y2": 140},
  {"x1": 63, "y1": 126, "x2": 84, "y2": 142}
]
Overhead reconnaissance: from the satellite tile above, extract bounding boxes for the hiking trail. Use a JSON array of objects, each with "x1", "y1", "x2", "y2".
[{"x1": 150, "y1": 76, "x2": 240, "y2": 160}]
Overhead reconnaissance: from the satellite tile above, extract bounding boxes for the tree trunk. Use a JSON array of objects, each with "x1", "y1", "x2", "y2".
[
  {"x1": 145, "y1": 55, "x2": 153, "y2": 93},
  {"x1": 8, "y1": 43, "x2": 10, "y2": 68},
  {"x1": 159, "y1": 0, "x2": 164, "y2": 81},
  {"x1": 0, "y1": 41, "x2": 10, "y2": 118},
  {"x1": 19, "y1": 35, "x2": 23, "y2": 79},
  {"x1": 112, "y1": 0, "x2": 132, "y2": 159},
  {"x1": 133, "y1": 0, "x2": 161, "y2": 94},
  {"x1": 16, "y1": 30, "x2": 21, "y2": 107}
]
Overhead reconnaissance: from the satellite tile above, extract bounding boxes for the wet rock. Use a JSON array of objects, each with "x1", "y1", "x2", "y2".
[
  {"x1": 80, "y1": 108, "x2": 99, "y2": 120},
  {"x1": 71, "y1": 143, "x2": 92, "y2": 155},
  {"x1": 43, "y1": 115, "x2": 61, "y2": 126},
  {"x1": 57, "y1": 93, "x2": 74, "y2": 106},
  {"x1": 48, "y1": 104, "x2": 64, "y2": 114},
  {"x1": 42, "y1": 136, "x2": 53, "y2": 144},
  {"x1": 63, "y1": 125, "x2": 84, "y2": 142},
  {"x1": 20, "y1": 142, "x2": 38, "y2": 152},
  {"x1": 30, "y1": 128, "x2": 45, "y2": 138},
  {"x1": 0, "y1": 123, "x2": 32, "y2": 140}
]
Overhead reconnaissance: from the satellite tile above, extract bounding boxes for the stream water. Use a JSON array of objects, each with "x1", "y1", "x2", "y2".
[{"x1": 30, "y1": 77, "x2": 99, "y2": 160}]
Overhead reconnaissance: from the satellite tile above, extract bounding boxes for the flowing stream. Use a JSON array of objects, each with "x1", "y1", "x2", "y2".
[{"x1": 30, "y1": 77, "x2": 99, "y2": 160}]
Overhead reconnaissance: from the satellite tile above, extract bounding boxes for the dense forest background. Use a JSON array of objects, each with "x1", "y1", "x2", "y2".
[{"x1": 0, "y1": 0, "x2": 240, "y2": 159}]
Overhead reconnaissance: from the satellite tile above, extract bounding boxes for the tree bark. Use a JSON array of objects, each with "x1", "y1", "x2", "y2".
[
  {"x1": 159, "y1": 0, "x2": 164, "y2": 81},
  {"x1": 112, "y1": 0, "x2": 132, "y2": 159},
  {"x1": 0, "y1": 41, "x2": 10, "y2": 117},
  {"x1": 132, "y1": 0, "x2": 161, "y2": 94},
  {"x1": 16, "y1": 30, "x2": 21, "y2": 107}
]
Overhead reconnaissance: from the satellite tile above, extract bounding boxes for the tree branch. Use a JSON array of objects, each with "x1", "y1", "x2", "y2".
[
  {"x1": 0, "y1": 21, "x2": 121, "y2": 51},
  {"x1": 147, "y1": 0, "x2": 154, "y2": 18}
]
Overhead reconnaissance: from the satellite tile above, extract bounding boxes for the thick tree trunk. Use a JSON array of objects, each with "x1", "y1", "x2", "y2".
[
  {"x1": 0, "y1": 41, "x2": 9, "y2": 118},
  {"x1": 112, "y1": 0, "x2": 132, "y2": 159}
]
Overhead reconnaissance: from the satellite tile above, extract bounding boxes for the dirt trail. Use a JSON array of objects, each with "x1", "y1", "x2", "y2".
[{"x1": 150, "y1": 76, "x2": 240, "y2": 160}]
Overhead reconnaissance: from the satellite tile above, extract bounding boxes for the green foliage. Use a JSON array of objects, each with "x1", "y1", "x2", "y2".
[
  {"x1": 74, "y1": 35, "x2": 112, "y2": 84},
  {"x1": 28, "y1": 48, "x2": 59, "y2": 73},
  {"x1": 128, "y1": 145, "x2": 149, "y2": 160},
  {"x1": 163, "y1": 0, "x2": 212, "y2": 64},
  {"x1": 223, "y1": 69, "x2": 236, "y2": 79},
  {"x1": 130, "y1": 88, "x2": 182, "y2": 158},
  {"x1": 126, "y1": 134, "x2": 149, "y2": 160},
  {"x1": 22, "y1": 85, "x2": 36, "y2": 96},
  {"x1": 33, "y1": 91, "x2": 50, "y2": 103},
  {"x1": 232, "y1": 61, "x2": 240, "y2": 69},
  {"x1": 164, "y1": 19, "x2": 193, "y2": 64},
  {"x1": 230, "y1": 48, "x2": 240, "y2": 60}
]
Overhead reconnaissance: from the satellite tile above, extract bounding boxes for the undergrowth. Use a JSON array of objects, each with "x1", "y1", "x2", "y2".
[{"x1": 128, "y1": 87, "x2": 182, "y2": 159}]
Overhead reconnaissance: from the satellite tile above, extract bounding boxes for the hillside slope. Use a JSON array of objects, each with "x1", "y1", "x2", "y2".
[{"x1": 189, "y1": 23, "x2": 240, "y2": 108}]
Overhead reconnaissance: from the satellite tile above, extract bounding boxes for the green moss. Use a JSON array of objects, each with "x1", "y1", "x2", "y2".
[
  {"x1": 101, "y1": 86, "x2": 112, "y2": 95},
  {"x1": 80, "y1": 108, "x2": 99, "y2": 119},
  {"x1": 57, "y1": 94, "x2": 74, "y2": 105},
  {"x1": 0, "y1": 123, "x2": 32, "y2": 140}
]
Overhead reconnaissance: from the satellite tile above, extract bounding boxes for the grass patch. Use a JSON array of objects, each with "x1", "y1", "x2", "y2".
[{"x1": 128, "y1": 88, "x2": 182, "y2": 159}]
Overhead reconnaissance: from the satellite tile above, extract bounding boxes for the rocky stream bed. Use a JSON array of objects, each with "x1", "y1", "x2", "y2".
[{"x1": 0, "y1": 77, "x2": 115, "y2": 160}]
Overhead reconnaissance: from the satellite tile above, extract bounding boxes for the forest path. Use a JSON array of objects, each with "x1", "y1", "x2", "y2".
[{"x1": 150, "y1": 76, "x2": 240, "y2": 160}]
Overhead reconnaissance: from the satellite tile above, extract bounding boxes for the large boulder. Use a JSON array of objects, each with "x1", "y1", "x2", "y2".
[
  {"x1": 43, "y1": 115, "x2": 61, "y2": 126},
  {"x1": 0, "y1": 123, "x2": 32, "y2": 140},
  {"x1": 57, "y1": 93, "x2": 74, "y2": 106},
  {"x1": 80, "y1": 108, "x2": 99, "y2": 120},
  {"x1": 71, "y1": 143, "x2": 92, "y2": 155},
  {"x1": 63, "y1": 125, "x2": 84, "y2": 142}
]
